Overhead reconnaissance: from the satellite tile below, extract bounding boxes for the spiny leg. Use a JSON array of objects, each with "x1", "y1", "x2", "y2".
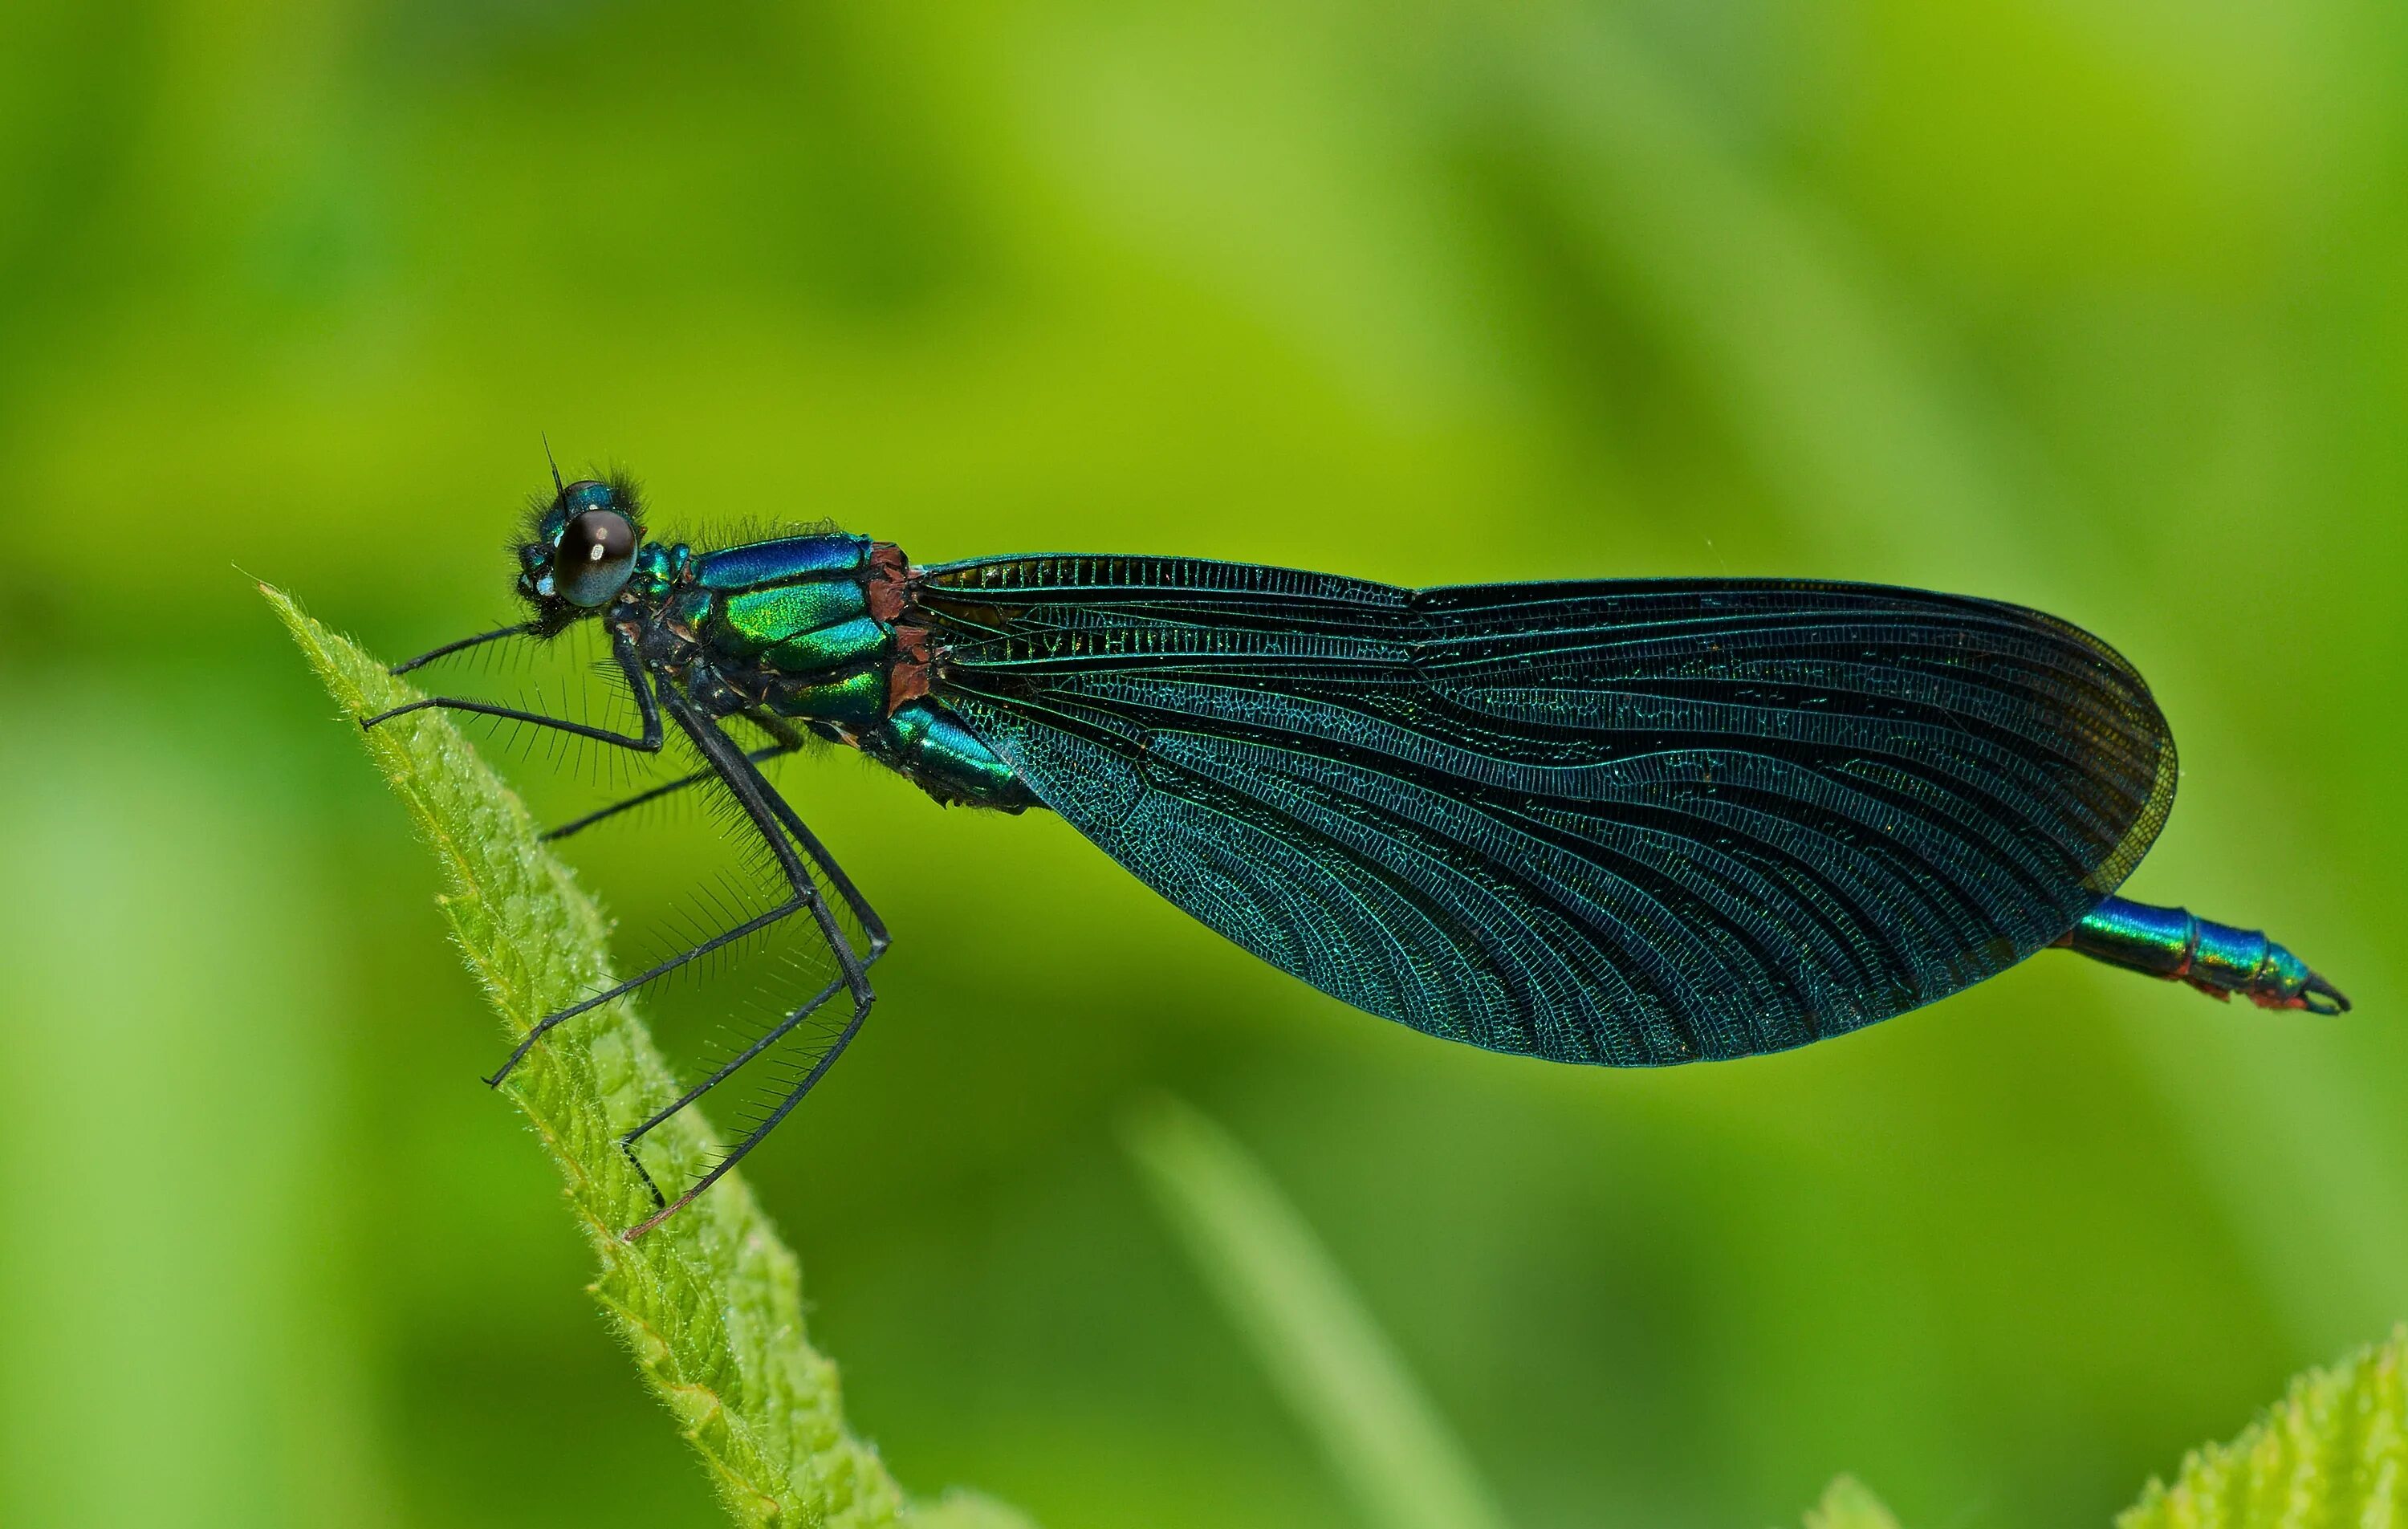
[
  {"x1": 543, "y1": 711, "x2": 803, "y2": 842},
  {"x1": 373, "y1": 624, "x2": 885, "y2": 1228},
  {"x1": 612, "y1": 956, "x2": 878, "y2": 1214},
  {"x1": 482, "y1": 697, "x2": 836, "y2": 1085},
  {"x1": 483, "y1": 874, "x2": 809, "y2": 1088},
  {"x1": 651, "y1": 693, "x2": 877, "y2": 1062},
  {"x1": 750, "y1": 769, "x2": 892, "y2": 960},
  {"x1": 611, "y1": 711, "x2": 896, "y2": 1157},
  {"x1": 621, "y1": 990, "x2": 876, "y2": 1240},
  {"x1": 612, "y1": 803, "x2": 897, "y2": 1191},
  {"x1": 388, "y1": 622, "x2": 535, "y2": 676},
  {"x1": 364, "y1": 628, "x2": 665, "y2": 755},
  {"x1": 616, "y1": 689, "x2": 881, "y2": 1237},
  {"x1": 726, "y1": 714, "x2": 893, "y2": 959},
  {"x1": 567, "y1": 706, "x2": 893, "y2": 954},
  {"x1": 368, "y1": 625, "x2": 699, "y2": 1080}
]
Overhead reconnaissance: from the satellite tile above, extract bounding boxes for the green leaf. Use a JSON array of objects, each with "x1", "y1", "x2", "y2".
[
  {"x1": 265, "y1": 584, "x2": 1019, "y2": 1529},
  {"x1": 2119, "y1": 1328, "x2": 2408, "y2": 1529},
  {"x1": 905, "y1": 1493, "x2": 1040, "y2": 1529},
  {"x1": 1801, "y1": 1475, "x2": 1903, "y2": 1529},
  {"x1": 1122, "y1": 1094, "x2": 1512, "y2": 1529}
]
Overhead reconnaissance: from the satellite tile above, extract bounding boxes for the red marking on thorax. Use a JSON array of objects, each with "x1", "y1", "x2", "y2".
[
  {"x1": 888, "y1": 625, "x2": 934, "y2": 714},
  {"x1": 865, "y1": 543, "x2": 911, "y2": 624}
]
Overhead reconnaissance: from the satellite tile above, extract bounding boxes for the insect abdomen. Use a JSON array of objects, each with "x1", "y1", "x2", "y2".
[{"x1": 865, "y1": 701, "x2": 1039, "y2": 811}]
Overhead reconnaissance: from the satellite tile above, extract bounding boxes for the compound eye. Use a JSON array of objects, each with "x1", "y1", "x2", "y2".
[{"x1": 554, "y1": 506, "x2": 637, "y2": 607}]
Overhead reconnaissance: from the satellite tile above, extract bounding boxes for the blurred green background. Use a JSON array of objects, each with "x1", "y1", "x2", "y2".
[{"x1": 1, "y1": 2, "x2": 2402, "y2": 1525}]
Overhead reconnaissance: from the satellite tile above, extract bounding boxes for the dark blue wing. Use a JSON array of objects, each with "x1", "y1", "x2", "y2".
[{"x1": 913, "y1": 555, "x2": 2176, "y2": 1065}]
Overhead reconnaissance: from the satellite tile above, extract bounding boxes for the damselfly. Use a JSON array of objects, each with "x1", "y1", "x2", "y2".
[{"x1": 368, "y1": 470, "x2": 2349, "y2": 1237}]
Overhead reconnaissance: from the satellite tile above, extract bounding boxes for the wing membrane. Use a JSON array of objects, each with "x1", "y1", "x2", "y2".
[{"x1": 917, "y1": 556, "x2": 2176, "y2": 1064}]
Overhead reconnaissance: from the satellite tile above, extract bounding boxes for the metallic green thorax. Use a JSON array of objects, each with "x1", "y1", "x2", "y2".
[{"x1": 621, "y1": 531, "x2": 1035, "y2": 812}]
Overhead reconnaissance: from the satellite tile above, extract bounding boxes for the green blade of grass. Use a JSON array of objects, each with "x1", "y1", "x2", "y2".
[
  {"x1": 1123, "y1": 1095, "x2": 1511, "y2": 1529},
  {"x1": 266, "y1": 584, "x2": 1024, "y2": 1529}
]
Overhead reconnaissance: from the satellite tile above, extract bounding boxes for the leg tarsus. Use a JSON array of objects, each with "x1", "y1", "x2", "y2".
[
  {"x1": 619, "y1": 1137, "x2": 670, "y2": 1210},
  {"x1": 619, "y1": 989, "x2": 877, "y2": 1241}
]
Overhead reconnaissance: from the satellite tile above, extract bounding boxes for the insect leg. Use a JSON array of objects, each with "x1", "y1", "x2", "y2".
[
  {"x1": 559, "y1": 704, "x2": 892, "y2": 950},
  {"x1": 610, "y1": 967, "x2": 849, "y2": 1202},
  {"x1": 610, "y1": 737, "x2": 898, "y2": 1197},
  {"x1": 387, "y1": 622, "x2": 537, "y2": 675},
  {"x1": 620, "y1": 985, "x2": 873, "y2": 1240},
  {"x1": 486, "y1": 688, "x2": 872, "y2": 1084},
  {"x1": 363, "y1": 628, "x2": 665, "y2": 754},
  {"x1": 748, "y1": 768, "x2": 893, "y2": 960},
  {"x1": 543, "y1": 719, "x2": 799, "y2": 842},
  {"x1": 664, "y1": 689, "x2": 877, "y2": 1020},
  {"x1": 613, "y1": 691, "x2": 882, "y2": 1237}
]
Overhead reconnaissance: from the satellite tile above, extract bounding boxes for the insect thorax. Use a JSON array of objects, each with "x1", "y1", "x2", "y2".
[{"x1": 631, "y1": 532, "x2": 1035, "y2": 813}]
